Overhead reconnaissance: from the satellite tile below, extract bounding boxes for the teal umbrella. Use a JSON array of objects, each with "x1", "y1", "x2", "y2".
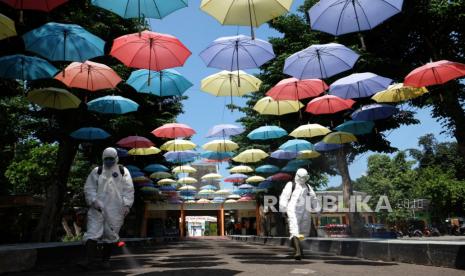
[
  {"x1": 247, "y1": 125, "x2": 287, "y2": 140},
  {"x1": 144, "y1": 164, "x2": 169, "y2": 173},
  {"x1": 91, "y1": 0, "x2": 188, "y2": 19},
  {"x1": 335, "y1": 120, "x2": 374, "y2": 135},
  {"x1": 127, "y1": 69, "x2": 193, "y2": 97},
  {"x1": 256, "y1": 165, "x2": 280, "y2": 174},
  {"x1": 0, "y1": 54, "x2": 58, "y2": 81},
  {"x1": 70, "y1": 127, "x2": 110, "y2": 141},
  {"x1": 279, "y1": 139, "x2": 313, "y2": 152},
  {"x1": 88, "y1": 95, "x2": 139, "y2": 114}
]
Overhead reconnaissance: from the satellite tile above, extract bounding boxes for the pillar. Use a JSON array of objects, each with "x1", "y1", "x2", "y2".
[
  {"x1": 180, "y1": 204, "x2": 185, "y2": 237},
  {"x1": 255, "y1": 204, "x2": 261, "y2": 236},
  {"x1": 219, "y1": 205, "x2": 225, "y2": 236}
]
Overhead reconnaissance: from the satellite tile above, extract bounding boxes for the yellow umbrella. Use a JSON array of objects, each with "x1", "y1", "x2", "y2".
[
  {"x1": 246, "y1": 175, "x2": 265, "y2": 183},
  {"x1": 178, "y1": 185, "x2": 197, "y2": 191},
  {"x1": 297, "y1": 150, "x2": 321, "y2": 159},
  {"x1": 225, "y1": 199, "x2": 237, "y2": 203},
  {"x1": 202, "y1": 139, "x2": 239, "y2": 152},
  {"x1": 160, "y1": 139, "x2": 196, "y2": 151},
  {"x1": 197, "y1": 198, "x2": 212, "y2": 203},
  {"x1": 372, "y1": 83, "x2": 428, "y2": 103},
  {"x1": 0, "y1": 13, "x2": 16, "y2": 40},
  {"x1": 323, "y1": 132, "x2": 357, "y2": 144},
  {"x1": 290, "y1": 124, "x2": 331, "y2": 138},
  {"x1": 128, "y1": 146, "x2": 161, "y2": 156},
  {"x1": 201, "y1": 70, "x2": 261, "y2": 100},
  {"x1": 201, "y1": 173, "x2": 223, "y2": 180},
  {"x1": 253, "y1": 96, "x2": 303, "y2": 116},
  {"x1": 233, "y1": 149, "x2": 268, "y2": 163},
  {"x1": 229, "y1": 165, "x2": 254, "y2": 173},
  {"x1": 215, "y1": 189, "x2": 231, "y2": 195},
  {"x1": 178, "y1": 177, "x2": 198, "y2": 184},
  {"x1": 198, "y1": 189, "x2": 216, "y2": 195},
  {"x1": 150, "y1": 172, "x2": 172, "y2": 179},
  {"x1": 27, "y1": 87, "x2": 81, "y2": 110},
  {"x1": 172, "y1": 165, "x2": 197, "y2": 174},
  {"x1": 157, "y1": 178, "x2": 176, "y2": 185}
]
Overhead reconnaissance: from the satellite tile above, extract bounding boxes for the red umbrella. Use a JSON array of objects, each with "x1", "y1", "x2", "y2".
[
  {"x1": 404, "y1": 60, "x2": 465, "y2": 87},
  {"x1": 266, "y1": 78, "x2": 328, "y2": 100},
  {"x1": 117, "y1": 136, "x2": 154, "y2": 148},
  {"x1": 270, "y1": 173, "x2": 292, "y2": 182},
  {"x1": 0, "y1": 0, "x2": 68, "y2": 11},
  {"x1": 55, "y1": 61, "x2": 121, "y2": 91},
  {"x1": 306, "y1": 95, "x2": 355, "y2": 115},
  {"x1": 152, "y1": 123, "x2": 196, "y2": 139}
]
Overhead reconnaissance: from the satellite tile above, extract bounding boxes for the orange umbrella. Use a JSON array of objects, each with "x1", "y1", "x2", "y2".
[{"x1": 55, "y1": 61, "x2": 121, "y2": 91}]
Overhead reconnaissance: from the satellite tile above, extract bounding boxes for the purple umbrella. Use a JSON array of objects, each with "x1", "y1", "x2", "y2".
[
  {"x1": 239, "y1": 184, "x2": 254, "y2": 189},
  {"x1": 351, "y1": 104, "x2": 398, "y2": 121},
  {"x1": 224, "y1": 173, "x2": 248, "y2": 183},
  {"x1": 206, "y1": 124, "x2": 244, "y2": 138},
  {"x1": 329, "y1": 73, "x2": 392, "y2": 99},
  {"x1": 315, "y1": 141, "x2": 343, "y2": 152},
  {"x1": 270, "y1": 150, "x2": 298, "y2": 160},
  {"x1": 284, "y1": 43, "x2": 359, "y2": 79},
  {"x1": 164, "y1": 150, "x2": 198, "y2": 163}
]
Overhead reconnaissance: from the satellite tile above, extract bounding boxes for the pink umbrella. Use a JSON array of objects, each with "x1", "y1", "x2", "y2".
[
  {"x1": 270, "y1": 173, "x2": 292, "y2": 182},
  {"x1": 404, "y1": 60, "x2": 465, "y2": 87},
  {"x1": 117, "y1": 136, "x2": 154, "y2": 148},
  {"x1": 55, "y1": 61, "x2": 121, "y2": 91},
  {"x1": 306, "y1": 95, "x2": 355, "y2": 115},
  {"x1": 152, "y1": 123, "x2": 196, "y2": 139},
  {"x1": 1, "y1": 0, "x2": 68, "y2": 11},
  {"x1": 266, "y1": 78, "x2": 328, "y2": 100}
]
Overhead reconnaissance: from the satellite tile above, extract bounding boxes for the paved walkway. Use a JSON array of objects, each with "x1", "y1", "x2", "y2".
[{"x1": 10, "y1": 237, "x2": 465, "y2": 276}]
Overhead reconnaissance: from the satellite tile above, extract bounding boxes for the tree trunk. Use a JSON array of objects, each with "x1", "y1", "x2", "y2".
[
  {"x1": 32, "y1": 137, "x2": 78, "y2": 242},
  {"x1": 442, "y1": 86, "x2": 465, "y2": 162}
]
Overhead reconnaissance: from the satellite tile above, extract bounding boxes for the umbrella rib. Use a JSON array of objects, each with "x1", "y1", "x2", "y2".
[{"x1": 335, "y1": 0, "x2": 351, "y2": 35}]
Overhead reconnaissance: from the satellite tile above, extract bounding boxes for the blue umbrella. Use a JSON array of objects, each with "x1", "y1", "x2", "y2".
[
  {"x1": 127, "y1": 69, "x2": 193, "y2": 97},
  {"x1": 91, "y1": 0, "x2": 188, "y2": 19},
  {"x1": 159, "y1": 185, "x2": 177, "y2": 192},
  {"x1": 329, "y1": 73, "x2": 392, "y2": 99},
  {"x1": 117, "y1": 148, "x2": 129, "y2": 158},
  {"x1": 201, "y1": 151, "x2": 234, "y2": 160},
  {"x1": 256, "y1": 165, "x2": 280, "y2": 174},
  {"x1": 206, "y1": 124, "x2": 244, "y2": 138},
  {"x1": 0, "y1": 55, "x2": 58, "y2": 81},
  {"x1": 212, "y1": 197, "x2": 226, "y2": 203},
  {"x1": 180, "y1": 190, "x2": 197, "y2": 197},
  {"x1": 351, "y1": 104, "x2": 398, "y2": 121},
  {"x1": 258, "y1": 180, "x2": 273, "y2": 189},
  {"x1": 182, "y1": 195, "x2": 196, "y2": 200},
  {"x1": 88, "y1": 95, "x2": 139, "y2": 115},
  {"x1": 201, "y1": 185, "x2": 219, "y2": 191},
  {"x1": 247, "y1": 125, "x2": 287, "y2": 140},
  {"x1": 314, "y1": 141, "x2": 343, "y2": 152},
  {"x1": 284, "y1": 43, "x2": 359, "y2": 79},
  {"x1": 130, "y1": 171, "x2": 145, "y2": 178},
  {"x1": 270, "y1": 150, "x2": 298, "y2": 160},
  {"x1": 335, "y1": 120, "x2": 374, "y2": 135},
  {"x1": 224, "y1": 173, "x2": 248, "y2": 182},
  {"x1": 23, "y1": 22, "x2": 105, "y2": 62},
  {"x1": 164, "y1": 150, "x2": 198, "y2": 163},
  {"x1": 70, "y1": 127, "x2": 110, "y2": 141},
  {"x1": 126, "y1": 165, "x2": 141, "y2": 172},
  {"x1": 144, "y1": 164, "x2": 169, "y2": 173},
  {"x1": 287, "y1": 159, "x2": 311, "y2": 167},
  {"x1": 282, "y1": 165, "x2": 299, "y2": 173},
  {"x1": 239, "y1": 184, "x2": 254, "y2": 189},
  {"x1": 308, "y1": 0, "x2": 404, "y2": 36},
  {"x1": 280, "y1": 139, "x2": 314, "y2": 152}
]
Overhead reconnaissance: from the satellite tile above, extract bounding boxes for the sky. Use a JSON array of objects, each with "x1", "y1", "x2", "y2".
[{"x1": 148, "y1": 0, "x2": 453, "y2": 189}]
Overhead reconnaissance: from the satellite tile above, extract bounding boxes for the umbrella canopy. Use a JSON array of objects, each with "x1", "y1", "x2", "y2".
[
  {"x1": 128, "y1": 146, "x2": 161, "y2": 156},
  {"x1": 229, "y1": 165, "x2": 253, "y2": 174},
  {"x1": 110, "y1": 31, "x2": 191, "y2": 72},
  {"x1": 215, "y1": 189, "x2": 231, "y2": 195},
  {"x1": 308, "y1": 0, "x2": 403, "y2": 36},
  {"x1": 152, "y1": 123, "x2": 196, "y2": 138},
  {"x1": 279, "y1": 139, "x2": 313, "y2": 152},
  {"x1": 227, "y1": 194, "x2": 241, "y2": 199},
  {"x1": 0, "y1": 54, "x2": 58, "y2": 81},
  {"x1": 404, "y1": 60, "x2": 465, "y2": 87},
  {"x1": 159, "y1": 185, "x2": 177, "y2": 192},
  {"x1": 233, "y1": 149, "x2": 268, "y2": 163},
  {"x1": 160, "y1": 139, "x2": 196, "y2": 151},
  {"x1": 323, "y1": 132, "x2": 357, "y2": 144},
  {"x1": 239, "y1": 184, "x2": 254, "y2": 189},
  {"x1": 201, "y1": 70, "x2": 261, "y2": 100},
  {"x1": 126, "y1": 165, "x2": 141, "y2": 172},
  {"x1": 297, "y1": 150, "x2": 321, "y2": 159},
  {"x1": 201, "y1": 174, "x2": 223, "y2": 180},
  {"x1": 117, "y1": 136, "x2": 154, "y2": 148},
  {"x1": 70, "y1": 127, "x2": 110, "y2": 140},
  {"x1": 246, "y1": 175, "x2": 265, "y2": 183},
  {"x1": 91, "y1": 0, "x2": 187, "y2": 19},
  {"x1": 314, "y1": 141, "x2": 343, "y2": 152},
  {"x1": 117, "y1": 148, "x2": 129, "y2": 157},
  {"x1": 253, "y1": 96, "x2": 303, "y2": 116},
  {"x1": 351, "y1": 104, "x2": 398, "y2": 121},
  {"x1": 150, "y1": 171, "x2": 172, "y2": 179},
  {"x1": 372, "y1": 83, "x2": 428, "y2": 103},
  {"x1": 130, "y1": 171, "x2": 145, "y2": 178},
  {"x1": 198, "y1": 189, "x2": 215, "y2": 194},
  {"x1": 290, "y1": 123, "x2": 331, "y2": 138},
  {"x1": 88, "y1": 95, "x2": 139, "y2": 114},
  {"x1": 200, "y1": 151, "x2": 234, "y2": 161},
  {"x1": 206, "y1": 124, "x2": 244, "y2": 138},
  {"x1": 197, "y1": 198, "x2": 212, "y2": 203},
  {"x1": 225, "y1": 199, "x2": 237, "y2": 203},
  {"x1": 247, "y1": 125, "x2": 287, "y2": 140},
  {"x1": 224, "y1": 173, "x2": 248, "y2": 183},
  {"x1": 266, "y1": 78, "x2": 327, "y2": 101},
  {"x1": 288, "y1": 159, "x2": 310, "y2": 167},
  {"x1": 281, "y1": 165, "x2": 299, "y2": 172},
  {"x1": 55, "y1": 61, "x2": 121, "y2": 91},
  {"x1": 270, "y1": 173, "x2": 292, "y2": 182},
  {"x1": 178, "y1": 177, "x2": 198, "y2": 184},
  {"x1": 329, "y1": 72, "x2": 392, "y2": 99},
  {"x1": 0, "y1": 13, "x2": 16, "y2": 40},
  {"x1": 1, "y1": 0, "x2": 68, "y2": 11},
  {"x1": 202, "y1": 139, "x2": 239, "y2": 152},
  {"x1": 270, "y1": 150, "x2": 298, "y2": 160},
  {"x1": 258, "y1": 180, "x2": 273, "y2": 189},
  {"x1": 23, "y1": 22, "x2": 104, "y2": 62},
  {"x1": 172, "y1": 165, "x2": 197, "y2": 174},
  {"x1": 27, "y1": 87, "x2": 80, "y2": 110},
  {"x1": 144, "y1": 164, "x2": 169, "y2": 173},
  {"x1": 306, "y1": 95, "x2": 355, "y2": 115},
  {"x1": 127, "y1": 69, "x2": 193, "y2": 97},
  {"x1": 178, "y1": 184, "x2": 197, "y2": 190},
  {"x1": 284, "y1": 43, "x2": 359, "y2": 79},
  {"x1": 335, "y1": 120, "x2": 374, "y2": 135},
  {"x1": 164, "y1": 150, "x2": 197, "y2": 163},
  {"x1": 256, "y1": 165, "x2": 280, "y2": 174},
  {"x1": 157, "y1": 178, "x2": 176, "y2": 185}
]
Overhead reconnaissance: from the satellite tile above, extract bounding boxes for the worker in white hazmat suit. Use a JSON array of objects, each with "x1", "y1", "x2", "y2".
[
  {"x1": 279, "y1": 168, "x2": 320, "y2": 260},
  {"x1": 82, "y1": 147, "x2": 134, "y2": 269}
]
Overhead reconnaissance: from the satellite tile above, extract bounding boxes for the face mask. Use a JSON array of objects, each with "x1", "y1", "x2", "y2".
[{"x1": 103, "y1": 158, "x2": 116, "y2": 168}]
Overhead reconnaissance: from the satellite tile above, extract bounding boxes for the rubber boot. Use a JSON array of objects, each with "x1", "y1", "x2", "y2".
[
  {"x1": 101, "y1": 243, "x2": 113, "y2": 269},
  {"x1": 291, "y1": 237, "x2": 302, "y2": 260},
  {"x1": 79, "y1": 239, "x2": 100, "y2": 270}
]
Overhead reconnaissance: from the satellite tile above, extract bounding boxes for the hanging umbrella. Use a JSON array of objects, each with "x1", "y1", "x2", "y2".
[
  {"x1": 172, "y1": 165, "x2": 197, "y2": 174},
  {"x1": 314, "y1": 141, "x2": 343, "y2": 152},
  {"x1": 404, "y1": 60, "x2": 465, "y2": 88},
  {"x1": 306, "y1": 95, "x2": 355, "y2": 115},
  {"x1": 246, "y1": 175, "x2": 265, "y2": 183},
  {"x1": 255, "y1": 165, "x2": 280, "y2": 174},
  {"x1": 130, "y1": 171, "x2": 145, "y2": 178},
  {"x1": 198, "y1": 189, "x2": 215, "y2": 195},
  {"x1": 126, "y1": 165, "x2": 141, "y2": 172},
  {"x1": 91, "y1": 0, "x2": 187, "y2": 19},
  {"x1": 308, "y1": 0, "x2": 403, "y2": 36},
  {"x1": 229, "y1": 165, "x2": 253, "y2": 174},
  {"x1": 0, "y1": 54, "x2": 58, "y2": 81},
  {"x1": 178, "y1": 177, "x2": 198, "y2": 184},
  {"x1": 70, "y1": 127, "x2": 110, "y2": 141},
  {"x1": 288, "y1": 159, "x2": 311, "y2": 167},
  {"x1": 0, "y1": 0, "x2": 68, "y2": 11},
  {"x1": 23, "y1": 22, "x2": 104, "y2": 62},
  {"x1": 55, "y1": 61, "x2": 122, "y2": 91},
  {"x1": 201, "y1": 151, "x2": 234, "y2": 161},
  {"x1": 329, "y1": 72, "x2": 392, "y2": 99},
  {"x1": 290, "y1": 123, "x2": 330, "y2": 138},
  {"x1": 202, "y1": 139, "x2": 238, "y2": 152},
  {"x1": 164, "y1": 150, "x2": 197, "y2": 163},
  {"x1": 117, "y1": 148, "x2": 129, "y2": 158},
  {"x1": 158, "y1": 178, "x2": 176, "y2": 185},
  {"x1": 297, "y1": 150, "x2": 321, "y2": 159},
  {"x1": 351, "y1": 104, "x2": 398, "y2": 121},
  {"x1": 239, "y1": 184, "x2": 254, "y2": 189},
  {"x1": 335, "y1": 120, "x2": 374, "y2": 135},
  {"x1": 117, "y1": 136, "x2": 154, "y2": 148},
  {"x1": 224, "y1": 173, "x2": 248, "y2": 183},
  {"x1": 201, "y1": 174, "x2": 223, "y2": 181},
  {"x1": 88, "y1": 95, "x2": 139, "y2": 114},
  {"x1": 372, "y1": 83, "x2": 428, "y2": 103},
  {"x1": 27, "y1": 87, "x2": 80, "y2": 110},
  {"x1": 159, "y1": 185, "x2": 177, "y2": 192},
  {"x1": 128, "y1": 146, "x2": 161, "y2": 156},
  {"x1": 0, "y1": 13, "x2": 16, "y2": 40},
  {"x1": 279, "y1": 139, "x2": 313, "y2": 152},
  {"x1": 247, "y1": 125, "x2": 287, "y2": 140},
  {"x1": 152, "y1": 123, "x2": 196, "y2": 138},
  {"x1": 253, "y1": 96, "x2": 303, "y2": 116},
  {"x1": 270, "y1": 150, "x2": 297, "y2": 160},
  {"x1": 215, "y1": 189, "x2": 231, "y2": 195},
  {"x1": 233, "y1": 149, "x2": 268, "y2": 163},
  {"x1": 284, "y1": 43, "x2": 359, "y2": 79},
  {"x1": 270, "y1": 173, "x2": 292, "y2": 182},
  {"x1": 258, "y1": 180, "x2": 273, "y2": 189},
  {"x1": 212, "y1": 197, "x2": 226, "y2": 203},
  {"x1": 178, "y1": 184, "x2": 197, "y2": 190},
  {"x1": 144, "y1": 164, "x2": 169, "y2": 173},
  {"x1": 206, "y1": 124, "x2": 244, "y2": 138},
  {"x1": 150, "y1": 171, "x2": 172, "y2": 179},
  {"x1": 266, "y1": 78, "x2": 328, "y2": 100},
  {"x1": 197, "y1": 198, "x2": 212, "y2": 203},
  {"x1": 127, "y1": 69, "x2": 193, "y2": 97},
  {"x1": 281, "y1": 165, "x2": 299, "y2": 173},
  {"x1": 323, "y1": 132, "x2": 357, "y2": 144},
  {"x1": 227, "y1": 194, "x2": 241, "y2": 199},
  {"x1": 225, "y1": 199, "x2": 237, "y2": 203},
  {"x1": 160, "y1": 139, "x2": 196, "y2": 151}
]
